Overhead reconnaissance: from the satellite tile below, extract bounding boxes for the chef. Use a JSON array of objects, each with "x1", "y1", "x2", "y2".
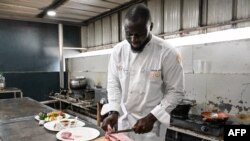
[{"x1": 101, "y1": 3, "x2": 184, "y2": 141}]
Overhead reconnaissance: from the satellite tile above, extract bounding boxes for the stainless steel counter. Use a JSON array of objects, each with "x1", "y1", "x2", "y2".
[
  {"x1": 0, "y1": 118, "x2": 56, "y2": 141},
  {"x1": 0, "y1": 97, "x2": 105, "y2": 141},
  {"x1": 0, "y1": 97, "x2": 53, "y2": 124},
  {"x1": 0, "y1": 87, "x2": 23, "y2": 98}
]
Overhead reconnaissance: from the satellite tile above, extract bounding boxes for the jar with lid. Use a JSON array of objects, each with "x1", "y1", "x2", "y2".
[{"x1": 0, "y1": 73, "x2": 5, "y2": 90}]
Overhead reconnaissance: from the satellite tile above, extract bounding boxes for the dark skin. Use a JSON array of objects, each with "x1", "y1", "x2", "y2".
[
  {"x1": 133, "y1": 113, "x2": 157, "y2": 134},
  {"x1": 102, "y1": 15, "x2": 158, "y2": 134},
  {"x1": 101, "y1": 112, "x2": 119, "y2": 131},
  {"x1": 124, "y1": 18, "x2": 153, "y2": 53},
  {"x1": 102, "y1": 112, "x2": 157, "y2": 134}
]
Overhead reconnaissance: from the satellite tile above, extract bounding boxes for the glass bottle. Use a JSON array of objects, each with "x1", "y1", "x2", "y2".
[{"x1": 0, "y1": 73, "x2": 5, "y2": 90}]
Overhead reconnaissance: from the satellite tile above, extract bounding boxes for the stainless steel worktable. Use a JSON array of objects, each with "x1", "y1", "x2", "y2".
[
  {"x1": 0, "y1": 97, "x2": 105, "y2": 141},
  {"x1": 0, "y1": 87, "x2": 23, "y2": 98}
]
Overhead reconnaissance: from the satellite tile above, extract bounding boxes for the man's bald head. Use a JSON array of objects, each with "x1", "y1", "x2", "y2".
[
  {"x1": 124, "y1": 4, "x2": 153, "y2": 53},
  {"x1": 125, "y1": 4, "x2": 152, "y2": 26}
]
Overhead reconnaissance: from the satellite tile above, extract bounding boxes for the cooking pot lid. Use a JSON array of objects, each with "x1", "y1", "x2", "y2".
[
  {"x1": 74, "y1": 76, "x2": 85, "y2": 79},
  {"x1": 178, "y1": 99, "x2": 196, "y2": 105},
  {"x1": 71, "y1": 76, "x2": 86, "y2": 81}
]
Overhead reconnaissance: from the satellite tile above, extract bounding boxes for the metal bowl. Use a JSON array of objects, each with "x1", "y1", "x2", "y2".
[{"x1": 70, "y1": 77, "x2": 88, "y2": 90}]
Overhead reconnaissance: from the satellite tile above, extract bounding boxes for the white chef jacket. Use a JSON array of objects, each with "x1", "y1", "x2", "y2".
[{"x1": 101, "y1": 35, "x2": 184, "y2": 141}]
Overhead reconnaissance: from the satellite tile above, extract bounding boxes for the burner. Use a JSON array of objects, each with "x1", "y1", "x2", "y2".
[
  {"x1": 70, "y1": 88, "x2": 95, "y2": 101},
  {"x1": 170, "y1": 114, "x2": 225, "y2": 137}
]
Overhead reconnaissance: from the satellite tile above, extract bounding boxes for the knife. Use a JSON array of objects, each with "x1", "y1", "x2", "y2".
[{"x1": 110, "y1": 128, "x2": 134, "y2": 134}]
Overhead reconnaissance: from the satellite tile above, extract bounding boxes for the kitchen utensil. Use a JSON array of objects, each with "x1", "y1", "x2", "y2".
[
  {"x1": 70, "y1": 77, "x2": 88, "y2": 90},
  {"x1": 110, "y1": 128, "x2": 134, "y2": 134},
  {"x1": 201, "y1": 111, "x2": 229, "y2": 122},
  {"x1": 171, "y1": 99, "x2": 196, "y2": 119}
]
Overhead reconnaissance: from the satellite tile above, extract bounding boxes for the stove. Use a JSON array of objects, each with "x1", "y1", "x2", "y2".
[
  {"x1": 170, "y1": 114, "x2": 227, "y2": 137},
  {"x1": 70, "y1": 88, "x2": 95, "y2": 101}
]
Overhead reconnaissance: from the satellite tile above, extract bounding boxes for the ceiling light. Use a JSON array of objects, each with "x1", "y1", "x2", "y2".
[
  {"x1": 165, "y1": 27, "x2": 250, "y2": 47},
  {"x1": 47, "y1": 10, "x2": 56, "y2": 16}
]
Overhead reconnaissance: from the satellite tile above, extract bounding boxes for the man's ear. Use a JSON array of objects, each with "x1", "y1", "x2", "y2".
[{"x1": 150, "y1": 22, "x2": 153, "y2": 31}]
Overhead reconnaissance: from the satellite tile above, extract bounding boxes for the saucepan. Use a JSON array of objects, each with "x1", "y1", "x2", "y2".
[
  {"x1": 171, "y1": 99, "x2": 196, "y2": 119},
  {"x1": 201, "y1": 111, "x2": 229, "y2": 122}
]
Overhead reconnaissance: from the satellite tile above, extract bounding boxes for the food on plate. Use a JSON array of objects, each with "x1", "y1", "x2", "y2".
[
  {"x1": 103, "y1": 125, "x2": 134, "y2": 141},
  {"x1": 38, "y1": 111, "x2": 65, "y2": 121},
  {"x1": 217, "y1": 112, "x2": 229, "y2": 119},
  {"x1": 61, "y1": 131, "x2": 73, "y2": 140},
  {"x1": 61, "y1": 119, "x2": 76, "y2": 127},
  {"x1": 54, "y1": 119, "x2": 76, "y2": 130},
  {"x1": 38, "y1": 112, "x2": 47, "y2": 120},
  {"x1": 60, "y1": 131, "x2": 83, "y2": 140},
  {"x1": 60, "y1": 119, "x2": 70, "y2": 126}
]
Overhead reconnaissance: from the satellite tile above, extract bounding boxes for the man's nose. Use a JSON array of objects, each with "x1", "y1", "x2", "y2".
[{"x1": 130, "y1": 35, "x2": 137, "y2": 42}]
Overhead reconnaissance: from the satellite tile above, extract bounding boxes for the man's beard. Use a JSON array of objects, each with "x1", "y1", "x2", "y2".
[
  {"x1": 130, "y1": 34, "x2": 152, "y2": 53},
  {"x1": 130, "y1": 44, "x2": 146, "y2": 53}
]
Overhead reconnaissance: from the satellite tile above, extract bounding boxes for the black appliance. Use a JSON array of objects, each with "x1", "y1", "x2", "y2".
[
  {"x1": 170, "y1": 114, "x2": 226, "y2": 137},
  {"x1": 94, "y1": 88, "x2": 107, "y2": 103},
  {"x1": 171, "y1": 99, "x2": 196, "y2": 120},
  {"x1": 70, "y1": 88, "x2": 95, "y2": 101}
]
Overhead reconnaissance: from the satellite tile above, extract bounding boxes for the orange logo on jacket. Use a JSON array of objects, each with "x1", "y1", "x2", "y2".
[{"x1": 149, "y1": 70, "x2": 161, "y2": 78}]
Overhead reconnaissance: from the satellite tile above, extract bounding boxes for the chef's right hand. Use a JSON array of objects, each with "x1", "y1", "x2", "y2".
[{"x1": 101, "y1": 111, "x2": 119, "y2": 131}]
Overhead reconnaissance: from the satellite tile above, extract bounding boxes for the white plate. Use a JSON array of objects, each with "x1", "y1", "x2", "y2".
[
  {"x1": 34, "y1": 113, "x2": 71, "y2": 121},
  {"x1": 44, "y1": 119, "x2": 85, "y2": 132},
  {"x1": 56, "y1": 127, "x2": 100, "y2": 141}
]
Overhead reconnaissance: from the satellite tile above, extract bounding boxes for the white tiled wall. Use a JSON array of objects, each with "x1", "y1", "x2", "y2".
[
  {"x1": 67, "y1": 39, "x2": 250, "y2": 115},
  {"x1": 178, "y1": 39, "x2": 250, "y2": 114},
  {"x1": 66, "y1": 55, "x2": 110, "y2": 89}
]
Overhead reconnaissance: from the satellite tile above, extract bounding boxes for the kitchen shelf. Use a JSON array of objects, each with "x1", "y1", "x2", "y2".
[{"x1": 49, "y1": 96, "x2": 96, "y2": 110}]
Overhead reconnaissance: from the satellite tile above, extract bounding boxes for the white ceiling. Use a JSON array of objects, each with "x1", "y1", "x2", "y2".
[{"x1": 0, "y1": 0, "x2": 134, "y2": 25}]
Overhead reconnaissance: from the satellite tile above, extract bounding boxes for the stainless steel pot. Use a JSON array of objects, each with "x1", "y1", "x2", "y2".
[{"x1": 69, "y1": 77, "x2": 88, "y2": 90}]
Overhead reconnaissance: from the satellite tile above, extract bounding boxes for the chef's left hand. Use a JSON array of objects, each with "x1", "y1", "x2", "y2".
[{"x1": 133, "y1": 113, "x2": 157, "y2": 134}]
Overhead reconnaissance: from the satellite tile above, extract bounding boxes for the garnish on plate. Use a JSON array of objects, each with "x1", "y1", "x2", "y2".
[{"x1": 38, "y1": 111, "x2": 65, "y2": 121}]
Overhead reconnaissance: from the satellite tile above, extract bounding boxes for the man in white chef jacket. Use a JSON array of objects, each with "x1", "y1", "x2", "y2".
[{"x1": 101, "y1": 3, "x2": 184, "y2": 141}]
